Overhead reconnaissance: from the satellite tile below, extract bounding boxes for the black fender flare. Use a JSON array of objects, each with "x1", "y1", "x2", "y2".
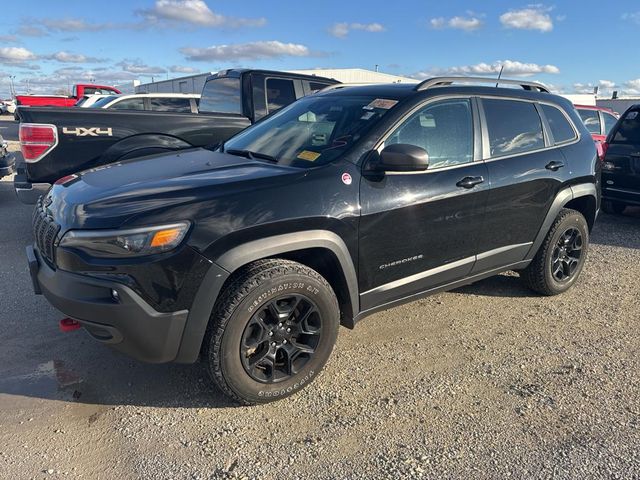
[
  {"x1": 100, "y1": 134, "x2": 193, "y2": 164},
  {"x1": 175, "y1": 230, "x2": 359, "y2": 364},
  {"x1": 526, "y1": 182, "x2": 598, "y2": 260}
]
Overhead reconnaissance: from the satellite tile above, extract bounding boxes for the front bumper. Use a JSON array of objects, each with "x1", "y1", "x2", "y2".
[
  {"x1": 0, "y1": 152, "x2": 15, "y2": 179},
  {"x1": 27, "y1": 244, "x2": 190, "y2": 363}
]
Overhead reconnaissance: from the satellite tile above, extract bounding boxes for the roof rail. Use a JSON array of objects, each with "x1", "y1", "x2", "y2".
[
  {"x1": 317, "y1": 82, "x2": 377, "y2": 93},
  {"x1": 415, "y1": 76, "x2": 550, "y2": 93}
]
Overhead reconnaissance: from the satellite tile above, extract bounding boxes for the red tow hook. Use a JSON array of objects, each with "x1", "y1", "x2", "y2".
[{"x1": 59, "y1": 318, "x2": 82, "y2": 333}]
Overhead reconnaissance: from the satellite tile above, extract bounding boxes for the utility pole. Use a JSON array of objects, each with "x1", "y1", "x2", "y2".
[{"x1": 9, "y1": 75, "x2": 16, "y2": 97}]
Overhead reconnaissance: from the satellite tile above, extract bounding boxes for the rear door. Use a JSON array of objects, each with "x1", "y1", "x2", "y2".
[
  {"x1": 603, "y1": 109, "x2": 640, "y2": 202},
  {"x1": 473, "y1": 97, "x2": 572, "y2": 272},
  {"x1": 578, "y1": 108, "x2": 604, "y2": 142}
]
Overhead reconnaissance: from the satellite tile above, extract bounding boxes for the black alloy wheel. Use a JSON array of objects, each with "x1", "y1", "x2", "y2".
[
  {"x1": 551, "y1": 227, "x2": 583, "y2": 282},
  {"x1": 240, "y1": 294, "x2": 322, "y2": 383}
]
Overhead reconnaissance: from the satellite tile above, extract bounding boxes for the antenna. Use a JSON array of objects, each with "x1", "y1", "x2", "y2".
[{"x1": 496, "y1": 65, "x2": 504, "y2": 87}]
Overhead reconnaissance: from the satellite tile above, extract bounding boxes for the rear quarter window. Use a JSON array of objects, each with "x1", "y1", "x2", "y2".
[
  {"x1": 611, "y1": 110, "x2": 640, "y2": 144},
  {"x1": 541, "y1": 104, "x2": 576, "y2": 144}
]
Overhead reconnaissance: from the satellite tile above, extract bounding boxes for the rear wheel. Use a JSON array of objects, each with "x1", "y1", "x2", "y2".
[
  {"x1": 204, "y1": 259, "x2": 339, "y2": 405},
  {"x1": 602, "y1": 200, "x2": 626, "y2": 215},
  {"x1": 522, "y1": 208, "x2": 589, "y2": 296}
]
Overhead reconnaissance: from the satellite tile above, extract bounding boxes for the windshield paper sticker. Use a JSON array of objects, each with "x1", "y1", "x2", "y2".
[
  {"x1": 364, "y1": 98, "x2": 398, "y2": 110},
  {"x1": 297, "y1": 150, "x2": 321, "y2": 161}
]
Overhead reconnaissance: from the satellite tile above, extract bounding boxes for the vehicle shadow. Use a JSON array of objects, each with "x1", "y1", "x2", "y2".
[{"x1": 453, "y1": 272, "x2": 536, "y2": 298}]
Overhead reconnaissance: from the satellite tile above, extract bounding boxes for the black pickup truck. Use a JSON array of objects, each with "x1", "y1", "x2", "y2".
[{"x1": 15, "y1": 69, "x2": 337, "y2": 203}]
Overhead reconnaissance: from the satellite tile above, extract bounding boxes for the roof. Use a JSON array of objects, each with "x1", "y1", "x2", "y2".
[
  {"x1": 116, "y1": 93, "x2": 200, "y2": 98},
  {"x1": 207, "y1": 69, "x2": 339, "y2": 84}
]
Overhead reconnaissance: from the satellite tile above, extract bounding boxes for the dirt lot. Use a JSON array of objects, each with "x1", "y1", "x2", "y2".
[{"x1": 0, "y1": 125, "x2": 638, "y2": 478}]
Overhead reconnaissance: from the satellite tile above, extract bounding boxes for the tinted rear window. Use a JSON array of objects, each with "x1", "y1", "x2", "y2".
[
  {"x1": 541, "y1": 104, "x2": 576, "y2": 144},
  {"x1": 611, "y1": 110, "x2": 640, "y2": 144},
  {"x1": 199, "y1": 77, "x2": 241, "y2": 114},
  {"x1": 483, "y1": 99, "x2": 545, "y2": 157}
]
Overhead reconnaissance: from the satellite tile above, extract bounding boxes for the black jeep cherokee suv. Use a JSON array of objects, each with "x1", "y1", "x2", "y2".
[{"x1": 27, "y1": 77, "x2": 599, "y2": 404}]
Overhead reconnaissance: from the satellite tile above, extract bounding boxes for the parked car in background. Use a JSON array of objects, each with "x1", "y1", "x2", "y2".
[
  {"x1": 575, "y1": 105, "x2": 619, "y2": 158},
  {"x1": 0, "y1": 135, "x2": 15, "y2": 179},
  {"x1": 14, "y1": 84, "x2": 121, "y2": 118},
  {"x1": 87, "y1": 93, "x2": 201, "y2": 113},
  {"x1": 600, "y1": 105, "x2": 640, "y2": 214},
  {"x1": 2, "y1": 99, "x2": 17, "y2": 115},
  {"x1": 27, "y1": 77, "x2": 598, "y2": 404},
  {"x1": 74, "y1": 94, "x2": 113, "y2": 108},
  {"x1": 14, "y1": 69, "x2": 338, "y2": 203}
]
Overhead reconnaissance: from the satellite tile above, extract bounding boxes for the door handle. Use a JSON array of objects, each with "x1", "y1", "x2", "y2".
[
  {"x1": 456, "y1": 176, "x2": 485, "y2": 189},
  {"x1": 545, "y1": 161, "x2": 565, "y2": 171}
]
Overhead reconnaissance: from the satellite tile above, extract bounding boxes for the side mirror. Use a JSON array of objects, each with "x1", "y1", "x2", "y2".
[{"x1": 375, "y1": 144, "x2": 429, "y2": 172}]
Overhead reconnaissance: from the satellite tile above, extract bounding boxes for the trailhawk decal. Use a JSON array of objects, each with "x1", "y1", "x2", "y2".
[{"x1": 62, "y1": 127, "x2": 113, "y2": 137}]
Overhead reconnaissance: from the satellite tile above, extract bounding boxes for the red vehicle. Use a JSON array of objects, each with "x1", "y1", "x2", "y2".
[
  {"x1": 575, "y1": 104, "x2": 619, "y2": 158},
  {"x1": 15, "y1": 84, "x2": 121, "y2": 110}
]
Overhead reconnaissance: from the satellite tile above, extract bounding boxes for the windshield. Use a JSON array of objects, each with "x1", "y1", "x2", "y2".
[
  {"x1": 88, "y1": 95, "x2": 120, "y2": 108},
  {"x1": 223, "y1": 94, "x2": 399, "y2": 168},
  {"x1": 199, "y1": 77, "x2": 241, "y2": 114}
]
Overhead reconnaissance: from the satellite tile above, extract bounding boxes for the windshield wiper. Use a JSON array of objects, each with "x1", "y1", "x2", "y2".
[{"x1": 225, "y1": 148, "x2": 278, "y2": 163}]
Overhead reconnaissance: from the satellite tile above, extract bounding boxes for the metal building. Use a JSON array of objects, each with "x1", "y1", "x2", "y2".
[
  {"x1": 135, "y1": 68, "x2": 418, "y2": 94},
  {"x1": 136, "y1": 72, "x2": 215, "y2": 94}
]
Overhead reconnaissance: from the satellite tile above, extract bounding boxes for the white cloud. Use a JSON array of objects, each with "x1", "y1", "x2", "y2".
[
  {"x1": 15, "y1": 25, "x2": 48, "y2": 37},
  {"x1": 0, "y1": 47, "x2": 37, "y2": 64},
  {"x1": 328, "y1": 22, "x2": 385, "y2": 38},
  {"x1": 622, "y1": 12, "x2": 640, "y2": 24},
  {"x1": 41, "y1": 18, "x2": 113, "y2": 32},
  {"x1": 599, "y1": 80, "x2": 616, "y2": 89},
  {"x1": 116, "y1": 60, "x2": 167, "y2": 75},
  {"x1": 623, "y1": 79, "x2": 640, "y2": 94},
  {"x1": 49, "y1": 51, "x2": 102, "y2": 63},
  {"x1": 430, "y1": 15, "x2": 483, "y2": 31},
  {"x1": 0, "y1": 35, "x2": 18, "y2": 43},
  {"x1": 500, "y1": 6, "x2": 554, "y2": 32},
  {"x1": 180, "y1": 41, "x2": 317, "y2": 61},
  {"x1": 169, "y1": 65, "x2": 200, "y2": 73},
  {"x1": 140, "y1": 0, "x2": 266, "y2": 28},
  {"x1": 413, "y1": 60, "x2": 560, "y2": 79}
]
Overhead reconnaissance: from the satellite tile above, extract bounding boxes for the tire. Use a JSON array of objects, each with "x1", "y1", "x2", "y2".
[
  {"x1": 522, "y1": 208, "x2": 589, "y2": 296},
  {"x1": 204, "y1": 259, "x2": 340, "y2": 405},
  {"x1": 602, "y1": 200, "x2": 626, "y2": 215}
]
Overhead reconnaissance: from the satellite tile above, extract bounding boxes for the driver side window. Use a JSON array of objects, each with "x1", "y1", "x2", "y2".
[{"x1": 385, "y1": 99, "x2": 473, "y2": 169}]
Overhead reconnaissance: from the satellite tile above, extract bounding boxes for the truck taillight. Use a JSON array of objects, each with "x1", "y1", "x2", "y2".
[{"x1": 20, "y1": 123, "x2": 58, "y2": 163}]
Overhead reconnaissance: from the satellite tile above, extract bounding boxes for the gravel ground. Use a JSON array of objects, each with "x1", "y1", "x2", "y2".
[{"x1": 0, "y1": 119, "x2": 638, "y2": 478}]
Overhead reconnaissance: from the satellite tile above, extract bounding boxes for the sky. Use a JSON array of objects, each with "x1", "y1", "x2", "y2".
[{"x1": 1, "y1": 0, "x2": 639, "y2": 98}]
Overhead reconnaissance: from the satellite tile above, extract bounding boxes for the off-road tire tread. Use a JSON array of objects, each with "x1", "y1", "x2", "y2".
[
  {"x1": 204, "y1": 258, "x2": 337, "y2": 405},
  {"x1": 522, "y1": 208, "x2": 587, "y2": 296}
]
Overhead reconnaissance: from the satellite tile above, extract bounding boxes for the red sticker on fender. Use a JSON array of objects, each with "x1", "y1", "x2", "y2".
[{"x1": 341, "y1": 173, "x2": 352, "y2": 185}]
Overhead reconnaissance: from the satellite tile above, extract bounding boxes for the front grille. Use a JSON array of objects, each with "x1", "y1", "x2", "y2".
[{"x1": 32, "y1": 199, "x2": 60, "y2": 265}]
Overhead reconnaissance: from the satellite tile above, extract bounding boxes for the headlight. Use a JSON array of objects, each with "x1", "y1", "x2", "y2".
[{"x1": 59, "y1": 222, "x2": 190, "y2": 258}]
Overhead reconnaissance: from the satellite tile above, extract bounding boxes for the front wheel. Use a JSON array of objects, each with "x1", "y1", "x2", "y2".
[
  {"x1": 204, "y1": 259, "x2": 340, "y2": 405},
  {"x1": 522, "y1": 208, "x2": 589, "y2": 296}
]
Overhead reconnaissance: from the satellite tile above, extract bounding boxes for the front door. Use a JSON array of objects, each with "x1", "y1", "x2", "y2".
[{"x1": 359, "y1": 98, "x2": 489, "y2": 311}]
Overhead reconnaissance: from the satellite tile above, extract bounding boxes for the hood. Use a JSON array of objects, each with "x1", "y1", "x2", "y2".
[{"x1": 45, "y1": 148, "x2": 302, "y2": 230}]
